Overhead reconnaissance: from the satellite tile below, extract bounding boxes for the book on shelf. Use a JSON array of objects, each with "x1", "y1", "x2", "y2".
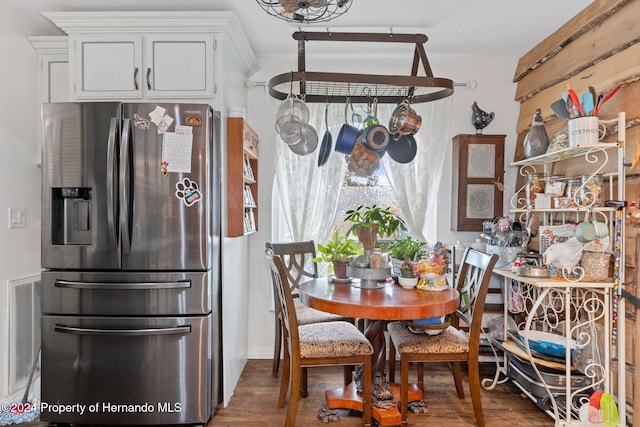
[
  {"x1": 243, "y1": 208, "x2": 256, "y2": 233},
  {"x1": 243, "y1": 153, "x2": 254, "y2": 180},
  {"x1": 243, "y1": 214, "x2": 250, "y2": 233},
  {"x1": 244, "y1": 185, "x2": 255, "y2": 206}
]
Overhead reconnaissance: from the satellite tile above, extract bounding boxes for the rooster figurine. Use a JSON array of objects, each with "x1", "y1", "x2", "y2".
[{"x1": 471, "y1": 101, "x2": 495, "y2": 134}]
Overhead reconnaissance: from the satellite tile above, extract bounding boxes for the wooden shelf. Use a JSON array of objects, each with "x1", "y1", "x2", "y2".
[{"x1": 227, "y1": 117, "x2": 259, "y2": 237}]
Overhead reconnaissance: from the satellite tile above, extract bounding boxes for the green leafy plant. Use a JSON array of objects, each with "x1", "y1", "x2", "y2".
[
  {"x1": 313, "y1": 232, "x2": 362, "y2": 263},
  {"x1": 381, "y1": 236, "x2": 426, "y2": 261},
  {"x1": 344, "y1": 205, "x2": 407, "y2": 239}
]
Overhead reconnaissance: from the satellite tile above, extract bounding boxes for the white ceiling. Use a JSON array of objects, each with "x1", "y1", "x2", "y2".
[{"x1": 15, "y1": 0, "x2": 593, "y2": 60}]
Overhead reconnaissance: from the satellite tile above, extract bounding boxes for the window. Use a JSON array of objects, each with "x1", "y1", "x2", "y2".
[{"x1": 331, "y1": 168, "x2": 402, "y2": 239}]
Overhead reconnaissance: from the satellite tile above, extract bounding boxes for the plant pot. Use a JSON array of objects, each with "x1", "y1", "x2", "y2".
[
  {"x1": 333, "y1": 260, "x2": 349, "y2": 279},
  {"x1": 357, "y1": 224, "x2": 378, "y2": 251}
]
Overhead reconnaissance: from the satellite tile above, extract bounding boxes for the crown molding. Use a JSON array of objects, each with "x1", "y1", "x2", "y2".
[{"x1": 27, "y1": 36, "x2": 68, "y2": 54}]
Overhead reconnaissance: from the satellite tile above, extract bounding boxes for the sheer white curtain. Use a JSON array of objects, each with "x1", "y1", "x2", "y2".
[
  {"x1": 380, "y1": 97, "x2": 453, "y2": 243},
  {"x1": 272, "y1": 99, "x2": 347, "y2": 243},
  {"x1": 272, "y1": 97, "x2": 452, "y2": 245}
]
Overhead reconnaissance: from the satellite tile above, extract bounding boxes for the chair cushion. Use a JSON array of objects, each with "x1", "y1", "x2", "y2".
[
  {"x1": 387, "y1": 321, "x2": 469, "y2": 354},
  {"x1": 299, "y1": 321, "x2": 373, "y2": 358},
  {"x1": 296, "y1": 304, "x2": 350, "y2": 325}
]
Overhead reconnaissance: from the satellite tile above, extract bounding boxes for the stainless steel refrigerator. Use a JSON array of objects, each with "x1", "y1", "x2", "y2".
[{"x1": 40, "y1": 102, "x2": 221, "y2": 426}]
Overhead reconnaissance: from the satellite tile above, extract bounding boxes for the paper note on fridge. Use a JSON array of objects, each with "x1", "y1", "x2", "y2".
[
  {"x1": 149, "y1": 106, "x2": 167, "y2": 125},
  {"x1": 162, "y1": 132, "x2": 193, "y2": 173}
]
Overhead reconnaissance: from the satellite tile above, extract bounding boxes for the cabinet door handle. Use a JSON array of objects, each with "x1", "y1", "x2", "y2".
[
  {"x1": 147, "y1": 67, "x2": 152, "y2": 90},
  {"x1": 133, "y1": 67, "x2": 139, "y2": 90}
]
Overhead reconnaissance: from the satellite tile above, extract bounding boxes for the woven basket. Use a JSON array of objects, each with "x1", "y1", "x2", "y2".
[{"x1": 402, "y1": 317, "x2": 451, "y2": 336}]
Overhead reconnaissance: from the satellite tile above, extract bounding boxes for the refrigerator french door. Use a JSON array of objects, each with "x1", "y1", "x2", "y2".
[
  {"x1": 42, "y1": 102, "x2": 215, "y2": 271},
  {"x1": 40, "y1": 102, "x2": 221, "y2": 426}
]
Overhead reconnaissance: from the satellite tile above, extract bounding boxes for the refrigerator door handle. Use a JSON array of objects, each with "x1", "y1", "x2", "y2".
[
  {"x1": 120, "y1": 118, "x2": 132, "y2": 254},
  {"x1": 54, "y1": 279, "x2": 192, "y2": 290},
  {"x1": 54, "y1": 324, "x2": 191, "y2": 337},
  {"x1": 106, "y1": 117, "x2": 119, "y2": 251}
]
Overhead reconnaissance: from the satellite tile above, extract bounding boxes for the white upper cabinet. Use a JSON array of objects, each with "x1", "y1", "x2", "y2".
[
  {"x1": 28, "y1": 36, "x2": 70, "y2": 166},
  {"x1": 28, "y1": 36, "x2": 69, "y2": 103},
  {"x1": 72, "y1": 33, "x2": 215, "y2": 99},
  {"x1": 42, "y1": 11, "x2": 258, "y2": 103},
  {"x1": 144, "y1": 34, "x2": 214, "y2": 98}
]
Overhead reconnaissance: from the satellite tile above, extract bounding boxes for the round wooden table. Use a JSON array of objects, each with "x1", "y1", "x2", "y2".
[{"x1": 299, "y1": 277, "x2": 460, "y2": 426}]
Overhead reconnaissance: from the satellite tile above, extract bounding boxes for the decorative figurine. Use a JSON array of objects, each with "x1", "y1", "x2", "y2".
[
  {"x1": 471, "y1": 101, "x2": 495, "y2": 134},
  {"x1": 523, "y1": 108, "x2": 550, "y2": 158}
]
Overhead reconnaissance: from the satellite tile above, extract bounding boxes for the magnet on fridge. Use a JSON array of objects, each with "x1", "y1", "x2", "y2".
[
  {"x1": 133, "y1": 113, "x2": 150, "y2": 129},
  {"x1": 175, "y1": 178, "x2": 201, "y2": 207},
  {"x1": 157, "y1": 115, "x2": 174, "y2": 134},
  {"x1": 149, "y1": 106, "x2": 166, "y2": 125}
]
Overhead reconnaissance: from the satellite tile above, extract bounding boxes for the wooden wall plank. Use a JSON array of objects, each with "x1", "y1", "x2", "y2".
[
  {"x1": 514, "y1": 0, "x2": 627, "y2": 83},
  {"x1": 516, "y1": 43, "x2": 640, "y2": 134},
  {"x1": 514, "y1": 0, "x2": 640, "y2": 102}
]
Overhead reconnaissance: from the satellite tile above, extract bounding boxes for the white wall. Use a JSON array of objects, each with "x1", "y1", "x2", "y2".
[
  {"x1": 0, "y1": 2, "x2": 45, "y2": 401},
  {"x1": 218, "y1": 37, "x2": 251, "y2": 406},
  {"x1": 244, "y1": 54, "x2": 520, "y2": 358}
]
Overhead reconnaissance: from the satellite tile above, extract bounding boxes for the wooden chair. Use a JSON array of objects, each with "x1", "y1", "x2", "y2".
[
  {"x1": 387, "y1": 248, "x2": 499, "y2": 426},
  {"x1": 268, "y1": 253, "x2": 373, "y2": 427},
  {"x1": 265, "y1": 241, "x2": 354, "y2": 396}
]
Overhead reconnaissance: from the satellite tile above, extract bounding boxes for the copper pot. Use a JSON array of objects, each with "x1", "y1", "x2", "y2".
[{"x1": 389, "y1": 102, "x2": 422, "y2": 138}]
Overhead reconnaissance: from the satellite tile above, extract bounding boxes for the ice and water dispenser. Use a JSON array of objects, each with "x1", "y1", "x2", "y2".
[{"x1": 51, "y1": 187, "x2": 92, "y2": 245}]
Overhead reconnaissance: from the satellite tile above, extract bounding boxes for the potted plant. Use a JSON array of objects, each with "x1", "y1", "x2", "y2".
[
  {"x1": 313, "y1": 232, "x2": 362, "y2": 279},
  {"x1": 344, "y1": 205, "x2": 407, "y2": 251},
  {"x1": 381, "y1": 236, "x2": 426, "y2": 275},
  {"x1": 381, "y1": 236, "x2": 425, "y2": 261},
  {"x1": 397, "y1": 257, "x2": 419, "y2": 289}
]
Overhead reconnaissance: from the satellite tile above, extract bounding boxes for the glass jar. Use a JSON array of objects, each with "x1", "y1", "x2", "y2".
[
  {"x1": 369, "y1": 248, "x2": 383, "y2": 269},
  {"x1": 565, "y1": 178, "x2": 582, "y2": 203},
  {"x1": 580, "y1": 173, "x2": 605, "y2": 207},
  {"x1": 525, "y1": 172, "x2": 546, "y2": 208},
  {"x1": 544, "y1": 175, "x2": 566, "y2": 196}
]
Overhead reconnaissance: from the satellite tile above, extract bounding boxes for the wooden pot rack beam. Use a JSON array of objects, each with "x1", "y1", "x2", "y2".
[{"x1": 268, "y1": 31, "x2": 454, "y2": 104}]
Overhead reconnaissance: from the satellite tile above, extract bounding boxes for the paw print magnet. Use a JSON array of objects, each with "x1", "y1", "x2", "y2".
[{"x1": 175, "y1": 178, "x2": 201, "y2": 207}]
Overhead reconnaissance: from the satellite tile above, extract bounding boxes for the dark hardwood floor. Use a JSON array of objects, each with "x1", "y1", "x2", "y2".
[
  {"x1": 210, "y1": 360, "x2": 553, "y2": 426},
  {"x1": 24, "y1": 359, "x2": 553, "y2": 426}
]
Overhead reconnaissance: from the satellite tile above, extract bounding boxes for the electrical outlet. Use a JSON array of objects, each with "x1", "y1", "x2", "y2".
[{"x1": 9, "y1": 208, "x2": 26, "y2": 229}]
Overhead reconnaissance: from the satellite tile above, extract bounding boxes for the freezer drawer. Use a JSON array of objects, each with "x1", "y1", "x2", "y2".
[
  {"x1": 41, "y1": 315, "x2": 211, "y2": 425},
  {"x1": 42, "y1": 271, "x2": 210, "y2": 315}
]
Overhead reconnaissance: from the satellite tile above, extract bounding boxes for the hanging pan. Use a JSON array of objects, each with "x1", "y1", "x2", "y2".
[
  {"x1": 389, "y1": 99, "x2": 422, "y2": 139},
  {"x1": 362, "y1": 99, "x2": 390, "y2": 152},
  {"x1": 387, "y1": 134, "x2": 417, "y2": 164},
  {"x1": 288, "y1": 124, "x2": 318, "y2": 156},
  {"x1": 335, "y1": 97, "x2": 358, "y2": 155},
  {"x1": 318, "y1": 101, "x2": 333, "y2": 166}
]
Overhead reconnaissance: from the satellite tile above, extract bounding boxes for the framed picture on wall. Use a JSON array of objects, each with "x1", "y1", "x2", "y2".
[{"x1": 451, "y1": 134, "x2": 505, "y2": 231}]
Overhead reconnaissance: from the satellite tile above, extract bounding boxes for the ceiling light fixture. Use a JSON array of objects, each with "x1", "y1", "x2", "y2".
[{"x1": 255, "y1": 0, "x2": 353, "y2": 24}]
